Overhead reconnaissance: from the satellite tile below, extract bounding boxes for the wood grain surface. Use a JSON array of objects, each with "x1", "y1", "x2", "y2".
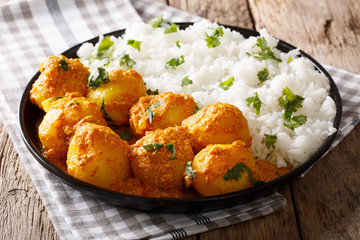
[{"x1": 1, "y1": 0, "x2": 359, "y2": 239}]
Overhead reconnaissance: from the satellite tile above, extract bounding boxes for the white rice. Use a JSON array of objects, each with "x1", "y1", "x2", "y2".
[{"x1": 77, "y1": 19, "x2": 337, "y2": 168}]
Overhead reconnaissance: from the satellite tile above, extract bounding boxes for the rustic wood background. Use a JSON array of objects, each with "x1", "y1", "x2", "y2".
[{"x1": 1, "y1": 0, "x2": 359, "y2": 239}]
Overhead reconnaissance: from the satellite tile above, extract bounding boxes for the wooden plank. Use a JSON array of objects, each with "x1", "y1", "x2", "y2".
[
  {"x1": 248, "y1": 0, "x2": 360, "y2": 73},
  {"x1": 0, "y1": 124, "x2": 59, "y2": 240}
]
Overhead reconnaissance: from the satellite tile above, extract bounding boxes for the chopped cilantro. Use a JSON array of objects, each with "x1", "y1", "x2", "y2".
[
  {"x1": 164, "y1": 23, "x2": 179, "y2": 34},
  {"x1": 287, "y1": 56, "x2": 292, "y2": 63},
  {"x1": 219, "y1": 76, "x2": 234, "y2": 90},
  {"x1": 257, "y1": 68, "x2": 269, "y2": 85},
  {"x1": 176, "y1": 40, "x2": 181, "y2": 48},
  {"x1": 59, "y1": 58, "x2": 68, "y2": 71},
  {"x1": 166, "y1": 143, "x2": 176, "y2": 160},
  {"x1": 118, "y1": 131, "x2": 133, "y2": 141},
  {"x1": 185, "y1": 161, "x2": 196, "y2": 179},
  {"x1": 205, "y1": 26, "x2": 224, "y2": 48},
  {"x1": 87, "y1": 67, "x2": 109, "y2": 89},
  {"x1": 246, "y1": 37, "x2": 281, "y2": 62},
  {"x1": 119, "y1": 54, "x2": 136, "y2": 69},
  {"x1": 149, "y1": 14, "x2": 164, "y2": 28},
  {"x1": 127, "y1": 40, "x2": 142, "y2": 51},
  {"x1": 145, "y1": 101, "x2": 163, "y2": 124},
  {"x1": 246, "y1": 92, "x2": 263, "y2": 115},
  {"x1": 224, "y1": 162, "x2": 264, "y2": 186},
  {"x1": 97, "y1": 36, "x2": 114, "y2": 58},
  {"x1": 278, "y1": 87, "x2": 307, "y2": 130},
  {"x1": 147, "y1": 88, "x2": 159, "y2": 95},
  {"x1": 165, "y1": 55, "x2": 185, "y2": 70},
  {"x1": 100, "y1": 98, "x2": 115, "y2": 122},
  {"x1": 265, "y1": 134, "x2": 277, "y2": 149},
  {"x1": 143, "y1": 143, "x2": 163, "y2": 153},
  {"x1": 181, "y1": 76, "x2": 193, "y2": 87}
]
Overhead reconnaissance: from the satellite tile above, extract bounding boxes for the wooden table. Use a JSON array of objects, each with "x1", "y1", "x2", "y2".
[{"x1": 1, "y1": 0, "x2": 359, "y2": 239}]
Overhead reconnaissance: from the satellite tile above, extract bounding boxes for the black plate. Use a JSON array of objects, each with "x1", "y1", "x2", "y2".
[{"x1": 18, "y1": 23, "x2": 342, "y2": 212}]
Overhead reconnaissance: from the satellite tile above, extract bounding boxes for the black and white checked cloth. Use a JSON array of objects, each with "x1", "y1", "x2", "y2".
[{"x1": 0, "y1": 0, "x2": 359, "y2": 239}]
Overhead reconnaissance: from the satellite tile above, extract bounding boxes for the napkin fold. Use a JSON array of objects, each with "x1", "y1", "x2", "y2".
[{"x1": 0, "y1": 0, "x2": 359, "y2": 239}]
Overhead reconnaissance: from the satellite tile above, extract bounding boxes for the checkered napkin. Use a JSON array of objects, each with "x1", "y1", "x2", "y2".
[{"x1": 0, "y1": 0, "x2": 359, "y2": 239}]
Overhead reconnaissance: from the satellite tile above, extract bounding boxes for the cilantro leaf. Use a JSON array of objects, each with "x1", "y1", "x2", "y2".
[
  {"x1": 147, "y1": 88, "x2": 159, "y2": 95},
  {"x1": 265, "y1": 134, "x2": 277, "y2": 149},
  {"x1": 205, "y1": 26, "x2": 224, "y2": 48},
  {"x1": 219, "y1": 76, "x2": 234, "y2": 90},
  {"x1": 246, "y1": 92, "x2": 263, "y2": 115},
  {"x1": 176, "y1": 40, "x2": 181, "y2": 48},
  {"x1": 181, "y1": 76, "x2": 193, "y2": 87},
  {"x1": 164, "y1": 23, "x2": 179, "y2": 34},
  {"x1": 59, "y1": 58, "x2": 68, "y2": 71},
  {"x1": 166, "y1": 143, "x2": 176, "y2": 160},
  {"x1": 143, "y1": 143, "x2": 163, "y2": 152},
  {"x1": 100, "y1": 98, "x2": 115, "y2": 122},
  {"x1": 127, "y1": 40, "x2": 142, "y2": 51},
  {"x1": 185, "y1": 161, "x2": 196, "y2": 180},
  {"x1": 278, "y1": 87, "x2": 305, "y2": 120},
  {"x1": 97, "y1": 36, "x2": 114, "y2": 58},
  {"x1": 283, "y1": 114, "x2": 307, "y2": 130},
  {"x1": 287, "y1": 56, "x2": 292, "y2": 63},
  {"x1": 257, "y1": 68, "x2": 269, "y2": 84},
  {"x1": 145, "y1": 101, "x2": 163, "y2": 124},
  {"x1": 246, "y1": 37, "x2": 281, "y2": 62},
  {"x1": 165, "y1": 55, "x2": 185, "y2": 70},
  {"x1": 224, "y1": 162, "x2": 264, "y2": 186},
  {"x1": 149, "y1": 14, "x2": 164, "y2": 28},
  {"x1": 118, "y1": 131, "x2": 133, "y2": 141},
  {"x1": 87, "y1": 67, "x2": 109, "y2": 89},
  {"x1": 119, "y1": 54, "x2": 136, "y2": 69}
]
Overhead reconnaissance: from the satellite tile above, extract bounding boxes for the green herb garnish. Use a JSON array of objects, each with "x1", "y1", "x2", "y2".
[
  {"x1": 176, "y1": 40, "x2": 181, "y2": 48},
  {"x1": 145, "y1": 101, "x2": 163, "y2": 124},
  {"x1": 205, "y1": 26, "x2": 224, "y2": 48},
  {"x1": 166, "y1": 143, "x2": 176, "y2": 160},
  {"x1": 100, "y1": 98, "x2": 115, "y2": 122},
  {"x1": 219, "y1": 76, "x2": 234, "y2": 90},
  {"x1": 246, "y1": 37, "x2": 281, "y2": 62},
  {"x1": 127, "y1": 40, "x2": 142, "y2": 51},
  {"x1": 181, "y1": 76, "x2": 193, "y2": 87},
  {"x1": 287, "y1": 56, "x2": 292, "y2": 63},
  {"x1": 118, "y1": 131, "x2": 133, "y2": 141},
  {"x1": 143, "y1": 143, "x2": 163, "y2": 152},
  {"x1": 119, "y1": 54, "x2": 136, "y2": 69},
  {"x1": 164, "y1": 23, "x2": 179, "y2": 34},
  {"x1": 147, "y1": 88, "x2": 159, "y2": 95},
  {"x1": 265, "y1": 134, "x2": 277, "y2": 149},
  {"x1": 165, "y1": 55, "x2": 185, "y2": 70},
  {"x1": 185, "y1": 161, "x2": 196, "y2": 179},
  {"x1": 246, "y1": 92, "x2": 263, "y2": 115},
  {"x1": 224, "y1": 162, "x2": 264, "y2": 186},
  {"x1": 278, "y1": 87, "x2": 307, "y2": 130},
  {"x1": 59, "y1": 58, "x2": 68, "y2": 71},
  {"x1": 257, "y1": 68, "x2": 269, "y2": 85},
  {"x1": 149, "y1": 14, "x2": 164, "y2": 28},
  {"x1": 97, "y1": 36, "x2": 114, "y2": 58},
  {"x1": 87, "y1": 67, "x2": 109, "y2": 89}
]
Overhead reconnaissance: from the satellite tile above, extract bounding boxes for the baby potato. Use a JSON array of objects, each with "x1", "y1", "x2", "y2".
[
  {"x1": 129, "y1": 91, "x2": 197, "y2": 137},
  {"x1": 129, "y1": 126, "x2": 194, "y2": 191},
  {"x1": 67, "y1": 122, "x2": 131, "y2": 189},
  {"x1": 87, "y1": 69, "x2": 147, "y2": 125},
  {"x1": 190, "y1": 140, "x2": 256, "y2": 196},
  {"x1": 30, "y1": 55, "x2": 89, "y2": 110},
  {"x1": 182, "y1": 102, "x2": 252, "y2": 153},
  {"x1": 38, "y1": 92, "x2": 107, "y2": 162}
]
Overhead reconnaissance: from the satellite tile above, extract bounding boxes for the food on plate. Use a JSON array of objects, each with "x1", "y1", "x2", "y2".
[
  {"x1": 187, "y1": 140, "x2": 258, "y2": 196},
  {"x1": 129, "y1": 91, "x2": 197, "y2": 137},
  {"x1": 129, "y1": 126, "x2": 194, "y2": 191},
  {"x1": 30, "y1": 55, "x2": 89, "y2": 110},
  {"x1": 28, "y1": 17, "x2": 337, "y2": 198},
  {"x1": 38, "y1": 93, "x2": 107, "y2": 165},
  {"x1": 67, "y1": 122, "x2": 130, "y2": 189},
  {"x1": 182, "y1": 102, "x2": 252, "y2": 153},
  {"x1": 87, "y1": 69, "x2": 147, "y2": 125}
]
